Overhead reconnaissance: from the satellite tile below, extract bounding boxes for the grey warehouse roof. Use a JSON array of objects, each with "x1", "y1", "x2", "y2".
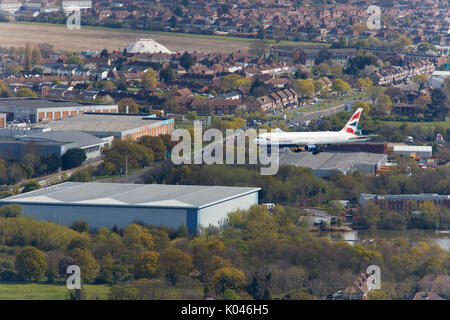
[
  {"x1": 279, "y1": 151, "x2": 386, "y2": 172},
  {"x1": 33, "y1": 114, "x2": 171, "y2": 133},
  {"x1": 0, "y1": 97, "x2": 113, "y2": 109},
  {"x1": 18, "y1": 130, "x2": 105, "y2": 148},
  {"x1": 1, "y1": 182, "x2": 260, "y2": 209}
]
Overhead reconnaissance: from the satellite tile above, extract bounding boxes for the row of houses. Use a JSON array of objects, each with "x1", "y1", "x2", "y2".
[
  {"x1": 371, "y1": 60, "x2": 435, "y2": 85},
  {"x1": 255, "y1": 88, "x2": 299, "y2": 111}
]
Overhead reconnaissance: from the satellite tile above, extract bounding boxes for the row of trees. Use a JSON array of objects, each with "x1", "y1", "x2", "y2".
[{"x1": 0, "y1": 204, "x2": 448, "y2": 300}]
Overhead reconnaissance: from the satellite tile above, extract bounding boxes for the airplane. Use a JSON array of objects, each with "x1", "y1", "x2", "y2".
[{"x1": 255, "y1": 108, "x2": 374, "y2": 154}]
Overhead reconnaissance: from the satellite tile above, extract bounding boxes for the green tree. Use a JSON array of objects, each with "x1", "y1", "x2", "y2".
[
  {"x1": 332, "y1": 79, "x2": 351, "y2": 96},
  {"x1": 137, "y1": 136, "x2": 165, "y2": 161},
  {"x1": 133, "y1": 251, "x2": 160, "y2": 279},
  {"x1": 159, "y1": 68, "x2": 176, "y2": 83},
  {"x1": 118, "y1": 98, "x2": 140, "y2": 113},
  {"x1": 142, "y1": 68, "x2": 157, "y2": 90},
  {"x1": 249, "y1": 38, "x2": 270, "y2": 58},
  {"x1": 15, "y1": 246, "x2": 47, "y2": 282},
  {"x1": 180, "y1": 52, "x2": 194, "y2": 70},
  {"x1": 158, "y1": 247, "x2": 193, "y2": 284},
  {"x1": 61, "y1": 148, "x2": 86, "y2": 170},
  {"x1": 108, "y1": 284, "x2": 138, "y2": 300},
  {"x1": 367, "y1": 289, "x2": 389, "y2": 300},
  {"x1": 213, "y1": 267, "x2": 246, "y2": 295},
  {"x1": 24, "y1": 42, "x2": 33, "y2": 71},
  {"x1": 0, "y1": 204, "x2": 23, "y2": 218},
  {"x1": 31, "y1": 45, "x2": 42, "y2": 67},
  {"x1": 21, "y1": 179, "x2": 42, "y2": 193},
  {"x1": 70, "y1": 248, "x2": 98, "y2": 283},
  {"x1": 16, "y1": 88, "x2": 37, "y2": 97},
  {"x1": 294, "y1": 79, "x2": 315, "y2": 97},
  {"x1": 66, "y1": 56, "x2": 84, "y2": 65}
]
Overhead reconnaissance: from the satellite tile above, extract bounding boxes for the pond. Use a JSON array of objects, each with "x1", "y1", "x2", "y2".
[{"x1": 317, "y1": 229, "x2": 450, "y2": 251}]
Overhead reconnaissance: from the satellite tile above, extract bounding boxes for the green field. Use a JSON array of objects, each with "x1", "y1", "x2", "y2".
[{"x1": 0, "y1": 283, "x2": 109, "y2": 300}]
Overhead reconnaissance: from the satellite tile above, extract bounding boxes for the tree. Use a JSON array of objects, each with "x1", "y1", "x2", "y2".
[
  {"x1": 356, "y1": 77, "x2": 372, "y2": 91},
  {"x1": 118, "y1": 98, "x2": 140, "y2": 113},
  {"x1": 24, "y1": 42, "x2": 33, "y2": 71},
  {"x1": 22, "y1": 180, "x2": 42, "y2": 193},
  {"x1": 180, "y1": 52, "x2": 194, "y2": 70},
  {"x1": 367, "y1": 85, "x2": 385, "y2": 105},
  {"x1": 142, "y1": 68, "x2": 157, "y2": 90},
  {"x1": 61, "y1": 148, "x2": 86, "y2": 170},
  {"x1": 16, "y1": 88, "x2": 37, "y2": 97},
  {"x1": 413, "y1": 74, "x2": 429, "y2": 92},
  {"x1": 69, "y1": 168, "x2": 92, "y2": 182},
  {"x1": 159, "y1": 68, "x2": 175, "y2": 83},
  {"x1": 103, "y1": 140, "x2": 154, "y2": 172},
  {"x1": 108, "y1": 284, "x2": 138, "y2": 300},
  {"x1": 212, "y1": 267, "x2": 246, "y2": 295},
  {"x1": 70, "y1": 219, "x2": 90, "y2": 233},
  {"x1": 332, "y1": 79, "x2": 351, "y2": 96},
  {"x1": 368, "y1": 36, "x2": 381, "y2": 47},
  {"x1": 15, "y1": 246, "x2": 47, "y2": 282},
  {"x1": 31, "y1": 45, "x2": 42, "y2": 67},
  {"x1": 374, "y1": 94, "x2": 392, "y2": 115},
  {"x1": 137, "y1": 136, "x2": 165, "y2": 160},
  {"x1": 66, "y1": 56, "x2": 84, "y2": 65},
  {"x1": 158, "y1": 247, "x2": 193, "y2": 284},
  {"x1": 351, "y1": 22, "x2": 367, "y2": 37},
  {"x1": 5, "y1": 63, "x2": 21, "y2": 75},
  {"x1": 249, "y1": 38, "x2": 270, "y2": 58},
  {"x1": 0, "y1": 204, "x2": 23, "y2": 218},
  {"x1": 367, "y1": 289, "x2": 389, "y2": 300},
  {"x1": 133, "y1": 251, "x2": 160, "y2": 279},
  {"x1": 352, "y1": 101, "x2": 371, "y2": 115},
  {"x1": 221, "y1": 74, "x2": 251, "y2": 92},
  {"x1": 294, "y1": 79, "x2": 315, "y2": 97},
  {"x1": 70, "y1": 248, "x2": 98, "y2": 283}
]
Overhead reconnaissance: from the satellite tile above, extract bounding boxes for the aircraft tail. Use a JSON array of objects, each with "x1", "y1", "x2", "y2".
[{"x1": 341, "y1": 108, "x2": 363, "y2": 135}]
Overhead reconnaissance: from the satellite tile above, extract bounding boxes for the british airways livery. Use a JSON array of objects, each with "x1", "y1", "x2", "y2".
[{"x1": 255, "y1": 108, "x2": 373, "y2": 154}]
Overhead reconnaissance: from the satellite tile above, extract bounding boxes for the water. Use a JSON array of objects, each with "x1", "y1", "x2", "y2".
[{"x1": 318, "y1": 229, "x2": 450, "y2": 251}]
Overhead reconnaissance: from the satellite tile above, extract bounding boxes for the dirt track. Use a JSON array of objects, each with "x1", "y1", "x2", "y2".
[{"x1": 0, "y1": 23, "x2": 252, "y2": 53}]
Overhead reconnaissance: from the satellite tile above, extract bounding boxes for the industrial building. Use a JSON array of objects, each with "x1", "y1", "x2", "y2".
[
  {"x1": 0, "y1": 130, "x2": 106, "y2": 160},
  {"x1": 0, "y1": 98, "x2": 118, "y2": 123},
  {"x1": 0, "y1": 182, "x2": 260, "y2": 232},
  {"x1": 33, "y1": 113, "x2": 175, "y2": 140},
  {"x1": 389, "y1": 144, "x2": 433, "y2": 159},
  {"x1": 359, "y1": 193, "x2": 450, "y2": 211},
  {"x1": 278, "y1": 151, "x2": 388, "y2": 177}
]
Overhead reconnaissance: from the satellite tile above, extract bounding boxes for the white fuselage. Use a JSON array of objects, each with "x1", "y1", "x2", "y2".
[{"x1": 256, "y1": 131, "x2": 357, "y2": 147}]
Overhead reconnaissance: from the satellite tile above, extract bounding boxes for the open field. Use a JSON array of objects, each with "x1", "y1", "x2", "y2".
[
  {"x1": 0, "y1": 283, "x2": 109, "y2": 300},
  {"x1": 0, "y1": 22, "x2": 328, "y2": 53}
]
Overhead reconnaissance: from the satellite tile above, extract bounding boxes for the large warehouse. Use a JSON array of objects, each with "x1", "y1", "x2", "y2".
[
  {"x1": 279, "y1": 151, "x2": 388, "y2": 177},
  {"x1": 0, "y1": 182, "x2": 260, "y2": 232},
  {"x1": 33, "y1": 113, "x2": 175, "y2": 140},
  {"x1": 0, "y1": 98, "x2": 118, "y2": 123}
]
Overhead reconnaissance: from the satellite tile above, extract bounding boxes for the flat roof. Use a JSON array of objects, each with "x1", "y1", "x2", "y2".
[
  {"x1": 0, "y1": 97, "x2": 114, "y2": 109},
  {"x1": 279, "y1": 151, "x2": 386, "y2": 171},
  {"x1": 0, "y1": 182, "x2": 260, "y2": 209},
  {"x1": 33, "y1": 114, "x2": 174, "y2": 133}
]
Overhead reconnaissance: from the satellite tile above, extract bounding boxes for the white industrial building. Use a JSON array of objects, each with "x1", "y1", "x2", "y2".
[
  {"x1": 0, "y1": 182, "x2": 260, "y2": 232},
  {"x1": 391, "y1": 145, "x2": 433, "y2": 158}
]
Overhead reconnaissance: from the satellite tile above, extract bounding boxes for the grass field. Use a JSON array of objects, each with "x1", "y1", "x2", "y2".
[
  {"x1": 0, "y1": 22, "x2": 328, "y2": 53},
  {"x1": 0, "y1": 283, "x2": 109, "y2": 300},
  {"x1": 381, "y1": 120, "x2": 450, "y2": 130}
]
